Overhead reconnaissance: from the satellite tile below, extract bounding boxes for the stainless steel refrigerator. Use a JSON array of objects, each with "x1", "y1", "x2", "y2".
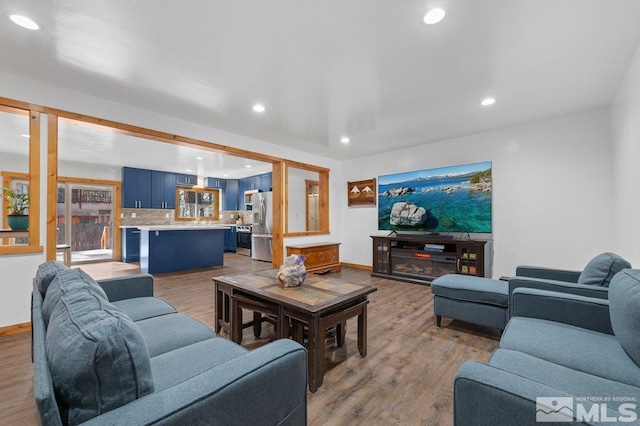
[{"x1": 251, "y1": 192, "x2": 273, "y2": 262}]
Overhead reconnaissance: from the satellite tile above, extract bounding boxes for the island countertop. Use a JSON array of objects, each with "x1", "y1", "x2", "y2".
[
  {"x1": 136, "y1": 224, "x2": 232, "y2": 231},
  {"x1": 121, "y1": 224, "x2": 234, "y2": 231}
]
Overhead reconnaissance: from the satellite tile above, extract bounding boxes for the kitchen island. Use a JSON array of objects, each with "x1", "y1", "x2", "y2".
[{"x1": 138, "y1": 225, "x2": 230, "y2": 274}]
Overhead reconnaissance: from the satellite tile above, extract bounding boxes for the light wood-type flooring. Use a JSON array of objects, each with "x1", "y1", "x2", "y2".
[{"x1": 0, "y1": 254, "x2": 500, "y2": 425}]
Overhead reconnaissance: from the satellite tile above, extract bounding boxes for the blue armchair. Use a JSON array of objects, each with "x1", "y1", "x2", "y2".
[
  {"x1": 454, "y1": 268, "x2": 640, "y2": 425},
  {"x1": 508, "y1": 252, "x2": 631, "y2": 317}
]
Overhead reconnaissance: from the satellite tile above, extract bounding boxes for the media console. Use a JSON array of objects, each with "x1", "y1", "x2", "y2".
[{"x1": 371, "y1": 235, "x2": 492, "y2": 284}]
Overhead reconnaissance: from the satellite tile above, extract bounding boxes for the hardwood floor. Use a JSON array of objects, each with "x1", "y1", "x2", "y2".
[{"x1": 0, "y1": 254, "x2": 499, "y2": 425}]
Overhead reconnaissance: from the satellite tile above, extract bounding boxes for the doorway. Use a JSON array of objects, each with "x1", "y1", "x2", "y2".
[{"x1": 57, "y1": 181, "x2": 115, "y2": 263}]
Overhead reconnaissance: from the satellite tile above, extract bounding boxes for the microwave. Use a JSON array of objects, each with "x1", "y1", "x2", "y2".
[{"x1": 243, "y1": 189, "x2": 260, "y2": 208}]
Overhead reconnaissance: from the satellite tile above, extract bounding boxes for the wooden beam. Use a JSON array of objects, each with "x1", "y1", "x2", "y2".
[
  {"x1": 271, "y1": 160, "x2": 285, "y2": 267},
  {"x1": 46, "y1": 115, "x2": 58, "y2": 261}
]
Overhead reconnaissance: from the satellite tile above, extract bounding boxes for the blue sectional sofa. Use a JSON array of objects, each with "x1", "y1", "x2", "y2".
[
  {"x1": 32, "y1": 262, "x2": 308, "y2": 425},
  {"x1": 453, "y1": 268, "x2": 640, "y2": 425}
]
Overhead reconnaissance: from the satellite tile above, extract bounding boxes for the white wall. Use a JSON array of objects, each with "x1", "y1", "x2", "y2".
[
  {"x1": 339, "y1": 109, "x2": 616, "y2": 278},
  {"x1": 611, "y1": 40, "x2": 640, "y2": 265}
]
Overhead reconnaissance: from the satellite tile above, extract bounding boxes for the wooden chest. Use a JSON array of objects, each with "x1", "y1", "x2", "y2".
[{"x1": 286, "y1": 242, "x2": 341, "y2": 274}]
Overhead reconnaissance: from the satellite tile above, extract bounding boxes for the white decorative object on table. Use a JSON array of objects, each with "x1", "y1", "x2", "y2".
[{"x1": 277, "y1": 255, "x2": 307, "y2": 288}]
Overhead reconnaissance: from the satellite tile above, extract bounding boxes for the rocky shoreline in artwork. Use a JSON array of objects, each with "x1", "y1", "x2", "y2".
[
  {"x1": 380, "y1": 178, "x2": 492, "y2": 227},
  {"x1": 380, "y1": 179, "x2": 492, "y2": 198}
]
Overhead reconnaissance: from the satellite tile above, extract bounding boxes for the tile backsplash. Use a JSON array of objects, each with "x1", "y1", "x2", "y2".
[{"x1": 120, "y1": 209, "x2": 252, "y2": 226}]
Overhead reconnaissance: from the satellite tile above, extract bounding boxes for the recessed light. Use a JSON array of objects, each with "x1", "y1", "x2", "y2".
[
  {"x1": 223, "y1": 174, "x2": 229, "y2": 177},
  {"x1": 7, "y1": 13, "x2": 40, "y2": 30},
  {"x1": 186, "y1": 169, "x2": 193, "y2": 172},
  {"x1": 20, "y1": 134, "x2": 30, "y2": 138},
  {"x1": 252, "y1": 104, "x2": 265, "y2": 113},
  {"x1": 196, "y1": 156, "x2": 203, "y2": 160},
  {"x1": 480, "y1": 97, "x2": 496, "y2": 106},
  {"x1": 423, "y1": 8, "x2": 445, "y2": 25},
  {"x1": 245, "y1": 165, "x2": 252, "y2": 168},
  {"x1": 340, "y1": 136, "x2": 350, "y2": 144}
]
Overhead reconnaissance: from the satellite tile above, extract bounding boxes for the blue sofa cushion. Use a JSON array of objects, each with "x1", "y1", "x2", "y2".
[
  {"x1": 489, "y1": 349, "x2": 640, "y2": 401},
  {"x1": 46, "y1": 287, "x2": 154, "y2": 425},
  {"x1": 500, "y1": 317, "x2": 640, "y2": 387},
  {"x1": 578, "y1": 252, "x2": 630, "y2": 287},
  {"x1": 135, "y1": 313, "x2": 217, "y2": 357},
  {"x1": 35, "y1": 261, "x2": 68, "y2": 294},
  {"x1": 42, "y1": 268, "x2": 108, "y2": 327},
  {"x1": 431, "y1": 274, "x2": 508, "y2": 307},
  {"x1": 609, "y1": 269, "x2": 640, "y2": 367},
  {"x1": 112, "y1": 297, "x2": 177, "y2": 322},
  {"x1": 150, "y1": 338, "x2": 248, "y2": 391}
]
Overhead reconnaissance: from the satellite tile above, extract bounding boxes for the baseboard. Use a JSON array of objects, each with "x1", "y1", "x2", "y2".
[
  {"x1": 0, "y1": 322, "x2": 30, "y2": 337},
  {"x1": 341, "y1": 262, "x2": 372, "y2": 271}
]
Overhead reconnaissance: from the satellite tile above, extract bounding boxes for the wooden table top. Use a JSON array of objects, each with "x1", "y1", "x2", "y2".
[{"x1": 214, "y1": 269, "x2": 376, "y2": 314}]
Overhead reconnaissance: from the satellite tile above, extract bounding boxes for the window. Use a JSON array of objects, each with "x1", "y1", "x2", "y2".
[
  {"x1": 176, "y1": 187, "x2": 220, "y2": 221},
  {"x1": 0, "y1": 102, "x2": 42, "y2": 254}
]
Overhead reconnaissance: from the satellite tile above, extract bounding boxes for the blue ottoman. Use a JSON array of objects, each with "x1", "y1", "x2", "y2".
[{"x1": 431, "y1": 274, "x2": 509, "y2": 331}]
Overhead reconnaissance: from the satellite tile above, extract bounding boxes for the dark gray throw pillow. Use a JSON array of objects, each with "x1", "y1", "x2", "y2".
[
  {"x1": 46, "y1": 287, "x2": 154, "y2": 425},
  {"x1": 609, "y1": 269, "x2": 640, "y2": 367},
  {"x1": 577, "y1": 252, "x2": 631, "y2": 287},
  {"x1": 42, "y1": 268, "x2": 108, "y2": 327},
  {"x1": 35, "y1": 261, "x2": 69, "y2": 295}
]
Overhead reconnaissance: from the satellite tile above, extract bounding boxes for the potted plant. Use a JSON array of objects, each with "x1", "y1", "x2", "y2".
[{"x1": 2, "y1": 187, "x2": 29, "y2": 231}]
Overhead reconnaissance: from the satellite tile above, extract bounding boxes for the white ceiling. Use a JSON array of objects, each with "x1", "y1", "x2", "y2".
[{"x1": 1, "y1": 0, "x2": 640, "y2": 168}]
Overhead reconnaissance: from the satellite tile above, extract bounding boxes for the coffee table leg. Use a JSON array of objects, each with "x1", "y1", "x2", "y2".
[
  {"x1": 253, "y1": 312, "x2": 262, "y2": 338},
  {"x1": 358, "y1": 304, "x2": 367, "y2": 357},
  {"x1": 231, "y1": 297, "x2": 242, "y2": 344},
  {"x1": 336, "y1": 321, "x2": 347, "y2": 347},
  {"x1": 277, "y1": 307, "x2": 286, "y2": 339},
  {"x1": 214, "y1": 285, "x2": 222, "y2": 333},
  {"x1": 308, "y1": 314, "x2": 324, "y2": 393}
]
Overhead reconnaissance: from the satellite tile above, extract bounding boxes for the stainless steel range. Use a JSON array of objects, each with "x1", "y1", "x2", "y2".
[{"x1": 236, "y1": 224, "x2": 252, "y2": 256}]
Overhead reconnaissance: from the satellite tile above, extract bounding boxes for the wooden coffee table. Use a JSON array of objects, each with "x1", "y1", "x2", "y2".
[{"x1": 213, "y1": 269, "x2": 377, "y2": 392}]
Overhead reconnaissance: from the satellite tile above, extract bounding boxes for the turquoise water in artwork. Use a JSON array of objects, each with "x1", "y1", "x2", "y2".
[{"x1": 378, "y1": 164, "x2": 492, "y2": 233}]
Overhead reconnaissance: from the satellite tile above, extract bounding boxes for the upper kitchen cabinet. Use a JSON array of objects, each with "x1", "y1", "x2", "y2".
[
  {"x1": 239, "y1": 173, "x2": 272, "y2": 192},
  {"x1": 260, "y1": 173, "x2": 272, "y2": 192},
  {"x1": 204, "y1": 177, "x2": 226, "y2": 189},
  {"x1": 225, "y1": 179, "x2": 239, "y2": 210},
  {"x1": 175, "y1": 173, "x2": 197, "y2": 186},
  {"x1": 122, "y1": 167, "x2": 152, "y2": 208},
  {"x1": 151, "y1": 170, "x2": 176, "y2": 209},
  {"x1": 238, "y1": 177, "x2": 252, "y2": 197}
]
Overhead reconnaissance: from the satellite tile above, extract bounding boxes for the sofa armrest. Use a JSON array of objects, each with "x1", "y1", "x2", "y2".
[
  {"x1": 509, "y1": 276, "x2": 608, "y2": 306},
  {"x1": 455, "y1": 361, "x2": 578, "y2": 426},
  {"x1": 511, "y1": 288, "x2": 613, "y2": 334},
  {"x1": 97, "y1": 274, "x2": 154, "y2": 302},
  {"x1": 81, "y1": 339, "x2": 307, "y2": 426},
  {"x1": 515, "y1": 265, "x2": 581, "y2": 282}
]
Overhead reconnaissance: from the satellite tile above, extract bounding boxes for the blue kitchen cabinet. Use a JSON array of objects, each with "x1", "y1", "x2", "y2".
[
  {"x1": 225, "y1": 179, "x2": 239, "y2": 210},
  {"x1": 224, "y1": 227, "x2": 237, "y2": 252},
  {"x1": 176, "y1": 173, "x2": 197, "y2": 186},
  {"x1": 121, "y1": 227, "x2": 141, "y2": 262},
  {"x1": 238, "y1": 178, "x2": 252, "y2": 210},
  {"x1": 204, "y1": 177, "x2": 226, "y2": 189},
  {"x1": 122, "y1": 167, "x2": 152, "y2": 208},
  {"x1": 238, "y1": 177, "x2": 251, "y2": 195},
  {"x1": 151, "y1": 171, "x2": 176, "y2": 209},
  {"x1": 260, "y1": 173, "x2": 272, "y2": 192},
  {"x1": 140, "y1": 228, "x2": 225, "y2": 274}
]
